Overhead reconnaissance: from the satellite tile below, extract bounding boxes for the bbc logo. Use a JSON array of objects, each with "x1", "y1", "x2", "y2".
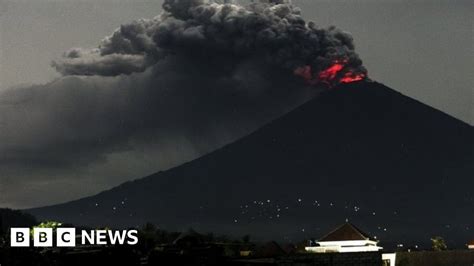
[{"x1": 10, "y1": 228, "x2": 76, "y2": 247}]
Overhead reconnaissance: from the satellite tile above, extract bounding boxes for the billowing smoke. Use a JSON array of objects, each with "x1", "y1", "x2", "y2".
[
  {"x1": 0, "y1": 0, "x2": 366, "y2": 208},
  {"x1": 53, "y1": 0, "x2": 366, "y2": 85}
]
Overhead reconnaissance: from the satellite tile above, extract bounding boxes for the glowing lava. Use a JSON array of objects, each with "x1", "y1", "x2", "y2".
[
  {"x1": 294, "y1": 60, "x2": 366, "y2": 87},
  {"x1": 318, "y1": 62, "x2": 345, "y2": 82},
  {"x1": 340, "y1": 73, "x2": 365, "y2": 83}
]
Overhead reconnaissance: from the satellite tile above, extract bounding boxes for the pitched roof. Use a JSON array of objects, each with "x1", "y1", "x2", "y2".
[
  {"x1": 173, "y1": 228, "x2": 204, "y2": 245},
  {"x1": 318, "y1": 223, "x2": 372, "y2": 242},
  {"x1": 255, "y1": 241, "x2": 287, "y2": 257}
]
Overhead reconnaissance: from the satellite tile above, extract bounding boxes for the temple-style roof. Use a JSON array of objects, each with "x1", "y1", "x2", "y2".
[{"x1": 318, "y1": 223, "x2": 373, "y2": 242}]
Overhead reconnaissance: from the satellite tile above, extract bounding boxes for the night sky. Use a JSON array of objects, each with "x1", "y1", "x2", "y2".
[{"x1": 0, "y1": 0, "x2": 472, "y2": 212}]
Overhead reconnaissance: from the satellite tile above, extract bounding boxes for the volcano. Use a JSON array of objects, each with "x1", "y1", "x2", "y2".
[{"x1": 28, "y1": 81, "x2": 473, "y2": 246}]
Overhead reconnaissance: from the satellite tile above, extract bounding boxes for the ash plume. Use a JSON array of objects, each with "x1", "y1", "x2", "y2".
[
  {"x1": 0, "y1": 0, "x2": 367, "y2": 208},
  {"x1": 53, "y1": 0, "x2": 366, "y2": 85}
]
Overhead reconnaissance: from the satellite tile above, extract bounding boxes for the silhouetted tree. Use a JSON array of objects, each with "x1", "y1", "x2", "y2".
[
  {"x1": 431, "y1": 236, "x2": 447, "y2": 251},
  {"x1": 137, "y1": 222, "x2": 159, "y2": 253},
  {"x1": 0, "y1": 208, "x2": 37, "y2": 234}
]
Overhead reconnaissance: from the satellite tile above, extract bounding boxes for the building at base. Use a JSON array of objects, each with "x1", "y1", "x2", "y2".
[
  {"x1": 468, "y1": 240, "x2": 474, "y2": 250},
  {"x1": 305, "y1": 223, "x2": 382, "y2": 253}
]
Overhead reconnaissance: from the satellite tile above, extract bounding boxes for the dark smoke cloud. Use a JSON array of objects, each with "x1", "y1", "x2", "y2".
[
  {"x1": 0, "y1": 0, "x2": 366, "y2": 208},
  {"x1": 53, "y1": 0, "x2": 365, "y2": 80}
]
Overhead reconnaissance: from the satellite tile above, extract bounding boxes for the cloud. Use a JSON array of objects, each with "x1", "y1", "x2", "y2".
[
  {"x1": 0, "y1": 0, "x2": 366, "y2": 208},
  {"x1": 0, "y1": 53, "x2": 315, "y2": 208},
  {"x1": 52, "y1": 0, "x2": 365, "y2": 81},
  {"x1": 52, "y1": 49, "x2": 148, "y2": 76}
]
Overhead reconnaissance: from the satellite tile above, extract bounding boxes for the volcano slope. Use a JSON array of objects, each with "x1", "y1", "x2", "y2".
[{"x1": 29, "y1": 81, "x2": 473, "y2": 244}]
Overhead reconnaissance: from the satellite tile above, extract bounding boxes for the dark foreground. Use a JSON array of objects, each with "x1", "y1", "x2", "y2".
[{"x1": 1, "y1": 240, "x2": 474, "y2": 266}]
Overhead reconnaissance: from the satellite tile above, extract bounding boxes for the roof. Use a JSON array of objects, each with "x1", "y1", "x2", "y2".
[
  {"x1": 255, "y1": 241, "x2": 286, "y2": 257},
  {"x1": 318, "y1": 223, "x2": 373, "y2": 242},
  {"x1": 173, "y1": 229, "x2": 204, "y2": 245}
]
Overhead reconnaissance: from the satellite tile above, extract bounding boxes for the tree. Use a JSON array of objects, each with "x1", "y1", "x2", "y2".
[
  {"x1": 431, "y1": 236, "x2": 447, "y2": 251},
  {"x1": 31, "y1": 221, "x2": 62, "y2": 235},
  {"x1": 0, "y1": 208, "x2": 37, "y2": 234},
  {"x1": 138, "y1": 222, "x2": 159, "y2": 252},
  {"x1": 142, "y1": 222, "x2": 157, "y2": 233}
]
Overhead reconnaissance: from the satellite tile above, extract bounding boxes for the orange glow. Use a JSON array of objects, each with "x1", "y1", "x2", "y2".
[
  {"x1": 340, "y1": 74, "x2": 365, "y2": 83},
  {"x1": 294, "y1": 59, "x2": 366, "y2": 87},
  {"x1": 340, "y1": 70, "x2": 366, "y2": 83},
  {"x1": 318, "y1": 63, "x2": 344, "y2": 81}
]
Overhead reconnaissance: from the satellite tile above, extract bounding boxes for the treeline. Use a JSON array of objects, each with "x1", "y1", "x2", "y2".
[
  {"x1": 0, "y1": 208, "x2": 38, "y2": 235},
  {"x1": 137, "y1": 222, "x2": 253, "y2": 254}
]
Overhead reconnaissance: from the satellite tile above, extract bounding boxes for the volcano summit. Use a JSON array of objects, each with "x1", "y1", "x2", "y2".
[{"x1": 29, "y1": 80, "x2": 473, "y2": 247}]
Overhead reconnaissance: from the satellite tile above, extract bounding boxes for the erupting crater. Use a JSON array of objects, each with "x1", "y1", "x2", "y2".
[{"x1": 294, "y1": 59, "x2": 367, "y2": 87}]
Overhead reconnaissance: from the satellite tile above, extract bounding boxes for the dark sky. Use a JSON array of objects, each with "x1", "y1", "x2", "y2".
[{"x1": 0, "y1": 0, "x2": 472, "y2": 209}]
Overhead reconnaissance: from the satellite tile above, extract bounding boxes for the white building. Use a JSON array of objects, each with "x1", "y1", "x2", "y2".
[
  {"x1": 468, "y1": 240, "x2": 474, "y2": 249},
  {"x1": 305, "y1": 223, "x2": 396, "y2": 265},
  {"x1": 305, "y1": 223, "x2": 383, "y2": 253}
]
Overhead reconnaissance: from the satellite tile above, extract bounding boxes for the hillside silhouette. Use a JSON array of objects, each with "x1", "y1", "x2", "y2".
[{"x1": 28, "y1": 81, "x2": 473, "y2": 244}]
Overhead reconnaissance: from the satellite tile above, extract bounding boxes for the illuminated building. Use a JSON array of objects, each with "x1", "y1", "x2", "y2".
[{"x1": 305, "y1": 223, "x2": 382, "y2": 253}]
